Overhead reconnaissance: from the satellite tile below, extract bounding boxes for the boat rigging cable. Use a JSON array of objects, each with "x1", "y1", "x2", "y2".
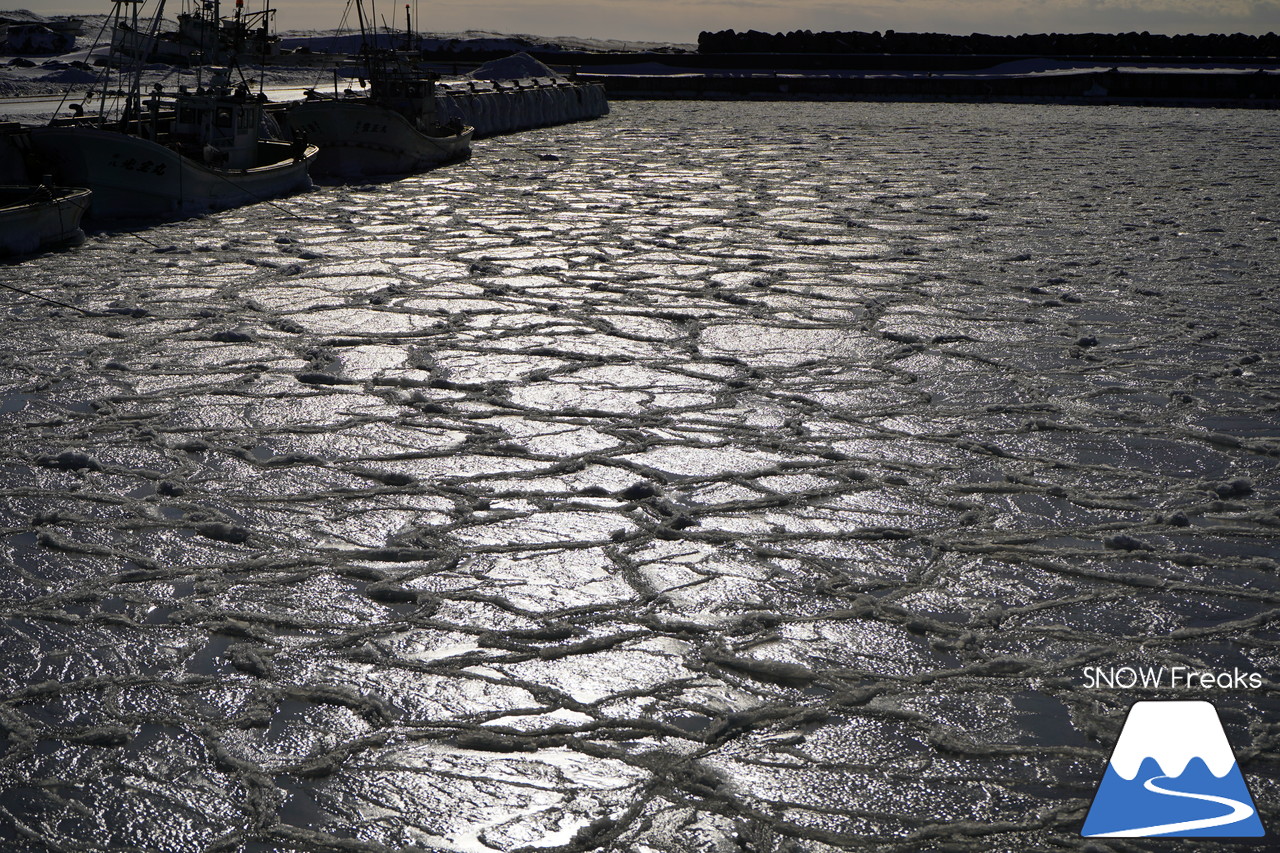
[
  {"x1": 308, "y1": 0, "x2": 357, "y2": 93},
  {"x1": 49, "y1": 5, "x2": 122, "y2": 124}
]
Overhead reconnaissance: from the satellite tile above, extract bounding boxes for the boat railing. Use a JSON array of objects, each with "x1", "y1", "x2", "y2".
[{"x1": 49, "y1": 114, "x2": 106, "y2": 127}]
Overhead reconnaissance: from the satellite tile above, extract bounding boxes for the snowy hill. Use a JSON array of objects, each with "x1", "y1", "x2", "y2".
[{"x1": 277, "y1": 29, "x2": 692, "y2": 55}]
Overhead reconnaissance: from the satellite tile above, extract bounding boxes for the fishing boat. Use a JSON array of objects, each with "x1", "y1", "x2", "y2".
[
  {"x1": 288, "y1": 74, "x2": 471, "y2": 178},
  {"x1": 32, "y1": 72, "x2": 317, "y2": 218},
  {"x1": 29, "y1": 1, "x2": 316, "y2": 219},
  {"x1": 285, "y1": 1, "x2": 471, "y2": 178},
  {"x1": 0, "y1": 185, "x2": 93, "y2": 255},
  {"x1": 112, "y1": 0, "x2": 281, "y2": 65},
  {"x1": 0, "y1": 122, "x2": 93, "y2": 255}
]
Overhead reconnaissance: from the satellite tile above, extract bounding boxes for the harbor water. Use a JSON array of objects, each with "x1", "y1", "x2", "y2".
[{"x1": 1, "y1": 100, "x2": 1278, "y2": 852}]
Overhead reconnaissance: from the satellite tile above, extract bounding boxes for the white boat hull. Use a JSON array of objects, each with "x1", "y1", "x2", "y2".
[
  {"x1": 0, "y1": 186, "x2": 92, "y2": 255},
  {"x1": 288, "y1": 100, "x2": 472, "y2": 178},
  {"x1": 29, "y1": 127, "x2": 317, "y2": 219}
]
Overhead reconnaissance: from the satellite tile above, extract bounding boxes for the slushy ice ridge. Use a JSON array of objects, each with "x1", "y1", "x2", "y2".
[{"x1": 0, "y1": 102, "x2": 1277, "y2": 851}]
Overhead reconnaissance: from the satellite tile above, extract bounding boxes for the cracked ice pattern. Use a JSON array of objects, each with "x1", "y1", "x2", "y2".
[{"x1": 1, "y1": 101, "x2": 1279, "y2": 853}]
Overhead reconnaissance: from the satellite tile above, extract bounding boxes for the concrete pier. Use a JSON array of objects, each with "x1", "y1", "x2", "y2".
[{"x1": 584, "y1": 66, "x2": 1279, "y2": 108}]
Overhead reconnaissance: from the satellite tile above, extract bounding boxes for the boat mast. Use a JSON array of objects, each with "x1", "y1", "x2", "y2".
[
  {"x1": 353, "y1": 0, "x2": 369, "y2": 52},
  {"x1": 100, "y1": 0, "x2": 140, "y2": 120},
  {"x1": 231, "y1": 0, "x2": 244, "y2": 62},
  {"x1": 258, "y1": 0, "x2": 271, "y2": 95},
  {"x1": 127, "y1": 0, "x2": 167, "y2": 131}
]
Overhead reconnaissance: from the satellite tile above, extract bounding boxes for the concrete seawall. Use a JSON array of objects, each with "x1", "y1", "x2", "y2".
[
  {"x1": 435, "y1": 78, "x2": 609, "y2": 137},
  {"x1": 583, "y1": 68, "x2": 1279, "y2": 108}
]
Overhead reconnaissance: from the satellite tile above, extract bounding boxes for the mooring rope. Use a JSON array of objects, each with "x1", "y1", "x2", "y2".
[{"x1": 0, "y1": 278, "x2": 107, "y2": 317}]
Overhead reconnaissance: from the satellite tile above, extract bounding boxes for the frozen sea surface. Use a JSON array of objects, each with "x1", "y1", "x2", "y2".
[{"x1": 1, "y1": 101, "x2": 1278, "y2": 852}]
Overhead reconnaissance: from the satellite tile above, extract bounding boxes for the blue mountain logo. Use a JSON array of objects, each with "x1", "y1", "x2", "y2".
[{"x1": 1082, "y1": 700, "x2": 1265, "y2": 838}]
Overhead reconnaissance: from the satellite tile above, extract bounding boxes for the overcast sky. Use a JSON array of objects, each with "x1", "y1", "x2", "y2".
[{"x1": 48, "y1": 0, "x2": 1280, "y2": 44}]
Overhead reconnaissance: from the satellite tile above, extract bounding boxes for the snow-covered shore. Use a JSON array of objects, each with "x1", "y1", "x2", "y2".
[
  {"x1": 4, "y1": 7, "x2": 1273, "y2": 118},
  {"x1": 0, "y1": 7, "x2": 688, "y2": 100}
]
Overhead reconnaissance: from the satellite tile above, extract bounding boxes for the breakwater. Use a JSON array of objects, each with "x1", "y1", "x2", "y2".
[
  {"x1": 420, "y1": 48, "x2": 1279, "y2": 109},
  {"x1": 434, "y1": 77, "x2": 609, "y2": 137},
  {"x1": 585, "y1": 66, "x2": 1279, "y2": 107}
]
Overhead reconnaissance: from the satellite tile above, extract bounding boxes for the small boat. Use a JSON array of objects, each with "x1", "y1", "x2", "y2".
[
  {"x1": 30, "y1": 68, "x2": 318, "y2": 219},
  {"x1": 285, "y1": 4, "x2": 471, "y2": 179},
  {"x1": 0, "y1": 185, "x2": 93, "y2": 255},
  {"x1": 4, "y1": 22, "x2": 76, "y2": 54}
]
